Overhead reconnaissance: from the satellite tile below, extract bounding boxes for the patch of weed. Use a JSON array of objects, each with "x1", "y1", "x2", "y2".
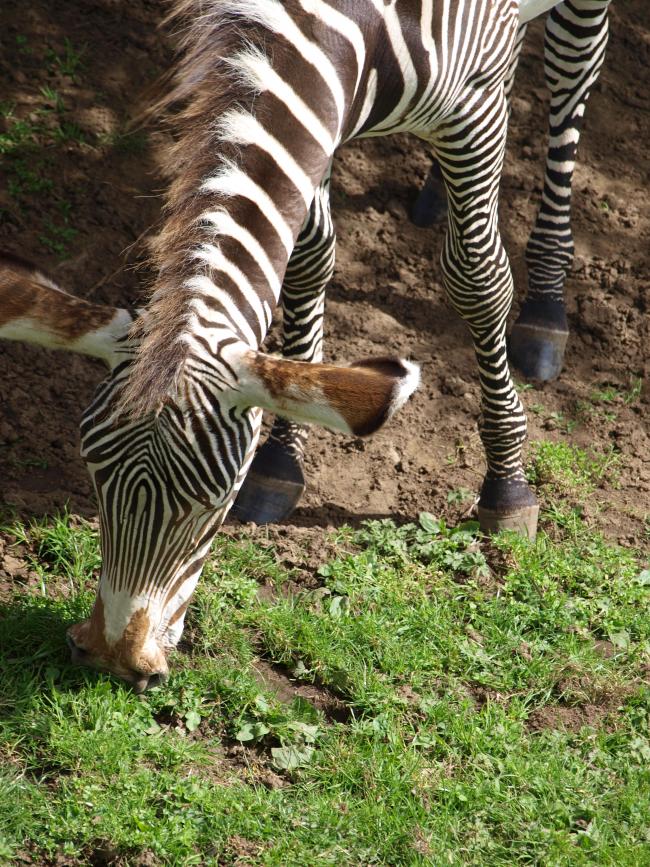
[
  {"x1": 46, "y1": 38, "x2": 86, "y2": 79},
  {"x1": 527, "y1": 441, "x2": 620, "y2": 500},
  {"x1": 2, "y1": 508, "x2": 649, "y2": 864}
]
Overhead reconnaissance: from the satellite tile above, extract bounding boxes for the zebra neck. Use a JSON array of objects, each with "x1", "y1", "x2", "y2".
[{"x1": 122, "y1": 0, "x2": 382, "y2": 416}]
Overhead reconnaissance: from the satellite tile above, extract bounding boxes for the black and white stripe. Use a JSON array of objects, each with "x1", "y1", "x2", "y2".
[{"x1": 525, "y1": 0, "x2": 610, "y2": 301}]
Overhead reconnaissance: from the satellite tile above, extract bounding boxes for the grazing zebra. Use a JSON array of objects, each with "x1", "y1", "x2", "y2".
[
  {"x1": 1, "y1": 253, "x2": 417, "y2": 692},
  {"x1": 2, "y1": 0, "x2": 607, "y2": 689}
]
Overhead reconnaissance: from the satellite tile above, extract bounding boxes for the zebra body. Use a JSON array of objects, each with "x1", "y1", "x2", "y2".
[{"x1": 2, "y1": 0, "x2": 610, "y2": 688}]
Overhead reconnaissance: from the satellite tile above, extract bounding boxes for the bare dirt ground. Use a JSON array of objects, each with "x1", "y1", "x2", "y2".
[{"x1": 0, "y1": 0, "x2": 648, "y2": 558}]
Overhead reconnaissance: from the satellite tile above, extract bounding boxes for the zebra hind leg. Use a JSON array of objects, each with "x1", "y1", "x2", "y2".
[
  {"x1": 509, "y1": 1, "x2": 610, "y2": 381},
  {"x1": 435, "y1": 91, "x2": 539, "y2": 539},
  {"x1": 233, "y1": 179, "x2": 334, "y2": 524}
]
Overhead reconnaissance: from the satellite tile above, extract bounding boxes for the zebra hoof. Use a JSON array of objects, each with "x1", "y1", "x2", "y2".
[
  {"x1": 232, "y1": 438, "x2": 305, "y2": 524},
  {"x1": 477, "y1": 476, "x2": 539, "y2": 539},
  {"x1": 233, "y1": 471, "x2": 305, "y2": 524},
  {"x1": 509, "y1": 322, "x2": 568, "y2": 382},
  {"x1": 477, "y1": 503, "x2": 540, "y2": 540},
  {"x1": 410, "y1": 176, "x2": 448, "y2": 228}
]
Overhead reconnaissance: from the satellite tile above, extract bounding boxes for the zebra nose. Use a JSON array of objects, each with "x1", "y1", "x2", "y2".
[
  {"x1": 130, "y1": 670, "x2": 169, "y2": 694},
  {"x1": 66, "y1": 631, "x2": 89, "y2": 665}
]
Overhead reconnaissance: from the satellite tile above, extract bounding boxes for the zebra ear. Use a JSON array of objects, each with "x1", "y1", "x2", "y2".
[
  {"x1": 0, "y1": 252, "x2": 135, "y2": 367},
  {"x1": 234, "y1": 351, "x2": 420, "y2": 436}
]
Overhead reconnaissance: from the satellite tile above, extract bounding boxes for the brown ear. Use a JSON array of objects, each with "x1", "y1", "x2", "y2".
[
  {"x1": 0, "y1": 251, "x2": 136, "y2": 366},
  {"x1": 234, "y1": 351, "x2": 419, "y2": 436}
]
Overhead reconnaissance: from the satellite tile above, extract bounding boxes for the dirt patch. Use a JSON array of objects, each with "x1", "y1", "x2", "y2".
[
  {"x1": 253, "y1": 658, "x2": 351, "y2": 723},
  {"x1": 222, "y1": 522, "x2": 352, "y2": 592},
  {"x1": 528, "y1": 680, "x2": 638, "y2": 733},
  {"x1": 528, "y1": 704, "x2": 609, "y2": 733},
  {"x1": 0, "y1": 0, "x2": 648, "y2": 557}
]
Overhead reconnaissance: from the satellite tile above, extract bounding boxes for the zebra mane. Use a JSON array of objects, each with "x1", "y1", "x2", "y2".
[{"x1": 121, "y1": 0, "x2": 289, "y2": 419}]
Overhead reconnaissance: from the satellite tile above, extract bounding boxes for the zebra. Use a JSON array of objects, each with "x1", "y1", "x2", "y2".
[
  {"x1": 2, "y1": 0, "x2": 610, "y2": 690},
  {"x1": 0, "y1": 250, "x2": 417, "y2": 691}
]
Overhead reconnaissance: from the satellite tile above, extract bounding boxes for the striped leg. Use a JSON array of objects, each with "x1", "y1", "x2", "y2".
[
  {"x1": 509, "y1": 0, "x2": 610, "y2": 380},
  {"x1": 435, "y1": 92, "x2": 539, "y2": 538},
  {"x1": 233, "y1": 175, "x2": 335, "y2": 524},
  {"x1": 411, "y1": 23, "x2": 528, "y2": 229}
]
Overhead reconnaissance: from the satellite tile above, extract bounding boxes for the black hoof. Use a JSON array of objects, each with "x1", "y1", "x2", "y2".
[
  {"x1": 509, "y1": 300, "x2": 569, "y2": 382},
  {"x1": 478, "y1": 476, "x2": 539, "y2": 539},
  {"x1": 232, "y1": 439, "x2": 305, "y2": 524},
  {"x1": 477, "y1": 503, "x2": 539, "y2": 539},
  {"x1": 509, "y1": 325, "x2": 568, "y2": 381}
]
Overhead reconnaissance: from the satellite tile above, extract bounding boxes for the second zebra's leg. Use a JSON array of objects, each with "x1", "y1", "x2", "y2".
[
  {"x1": 411, "y1": 23, "x2": 528, "y2": 229},
  {"x1": 434, "y1": 91, "x2": 539, "y2": 538},
  {"x1": 509, "y1": 0, "x2": 611, "y2": 381},
  {"x1": 233, "y1": 176, "x2": 335, "y2": 524}
]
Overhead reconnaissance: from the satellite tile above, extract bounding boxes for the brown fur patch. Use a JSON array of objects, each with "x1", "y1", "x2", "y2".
[
  {"x1": 319, "y1": 366, "x2": 395, "y2": 437},
  {"x1": 0, "y1": 252, "x2": 117, "y2": 340},
  {"x1": 248, "y1": 353, "x2": 406, "y2": 437},
  {"x1": 68, "y1": 594, "x2": 168, "y2": 678}
]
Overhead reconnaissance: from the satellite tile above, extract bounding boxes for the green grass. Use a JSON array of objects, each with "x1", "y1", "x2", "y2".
[
  {"x1": 1, "y1": 451, "x2": 649, "y2": 865},
  {"x1": 0, "y1": 96, "x2": 81, "y2": 258},
  {"x1": 527, "y1": 440, "x2": 620, "y2": 500}
]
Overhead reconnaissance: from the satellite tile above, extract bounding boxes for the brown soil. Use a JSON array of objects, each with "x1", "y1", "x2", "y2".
[
  {"x1": 527, "y1": 680, "x2": 638, "y2": 734},
  {"x1": 0, "y1": 0, "x2": 649, "y2": 559}
]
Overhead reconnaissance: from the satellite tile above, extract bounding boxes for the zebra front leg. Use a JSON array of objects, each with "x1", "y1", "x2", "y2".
[
  {"x1": 509, "y1": 0, "x2": 610, "y2": 381},
  {"x1": 411, "y1": 24, "x2": 528, "y2": 229},
  {"x1": 435, "y1": 94, "x2": 539, "y2": 539},
  {"x1": 233, "y1": 178, "x2": 334, "y2": 524}
]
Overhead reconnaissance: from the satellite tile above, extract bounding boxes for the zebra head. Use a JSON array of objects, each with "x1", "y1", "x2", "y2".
[{"x1": 66, "y1": 340, "x2": 419, "y2": 691}]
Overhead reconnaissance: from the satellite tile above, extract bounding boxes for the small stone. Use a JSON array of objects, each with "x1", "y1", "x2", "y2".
[{"x1": 3, "y1": 553, "x2": 28, "y2": 577}]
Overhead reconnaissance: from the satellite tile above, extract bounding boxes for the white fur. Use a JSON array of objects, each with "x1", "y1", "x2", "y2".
[
  {"x1": 219, "y1": 0, "x2": 345, "y2": 127},
  {"x1": 519, "y1": 0, "x2": 562, "y2": 24},
  {"x1": 185, "y1": 273, "x2": 260, "y2": 348},
  {"x1": 0, "y1": 308, "x2": 133, "y2": 366},
  {"x1": 201, "y1": 158, "x2": 294, "y2": 255},
  {"x1": 99, "y1": 583, "x2": 156, "y2": 646},
  {"x1": 387, "y1": 360, "x2": 421, "y2": 418},
  {"x1": 298, "y1": 0, "x2": 367, "y2": 95},
  {"x1": 228, "y1": 48, "x2": 335, "y2": 155},
  {"x1": 200, "y1": 206, "x2": 282, "y2": 299},
  {"x1": 216, "y1": 109, "x2": 315, "y2": 208}
]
